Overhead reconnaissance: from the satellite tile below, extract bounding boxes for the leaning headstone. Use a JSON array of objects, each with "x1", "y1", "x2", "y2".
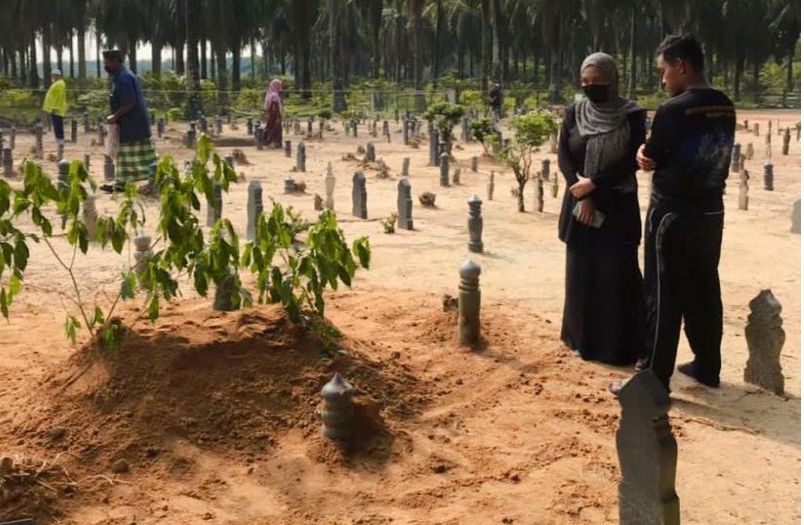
[
  {"x1": 34, "y1": 122, "x2": 43, "y2": 159},
  {"x1": 104, "y1": 155, "x2": 115, "y2": 182},
  {"x1": 754, "y1": 123, "x2": 760, "y2": 137},
  {"x1": 730, "y1": 143, "x2": 741, "y2": 173},
  {"x1": 439, "y1": 152, "x2": 450, "y2": 187},
  {"x1": 284, "y1": 140, "x2": 292, "y2": 158},
  {"x1": 206, "y1": 181, "x2": 222, "y2": 227},
  {"x1": 467, "y1": 196, "x2": 483, "y2": 253},
  {"x1": 324, "y1": 162, "x2": 336, "y2": 210},
  {"x1": 763, "y1": 162, "x2": 774, "y2": 191},
  {"x1": 246, "y1": 180, "x2": 263, "y2": 241},
  {"x1": 745, "y1": 142, "x2": 754, "y2": 160},
  {"x1": 471, "y1": 156, "x2": 478, "y2": 172},
  {"x1": 365, "y1": 142, "x2": 376, "y2": 162},
  {"x1": 397, "y1": 178, "x2": 413, "y2": 230},
  {"x1": 70, "y1": 119, "x2": 78, "y2": 143},
  {"x1": 2, "y1": 147, "x2": 13, "y2": 178},
  {"x1": 297, "y1": 141, "x2": 306, "y2": 172},
  {"x1": 321, "y1": 373, "x2": 355, "y2": 440},
  {"x1": 744, "y1": 289, "x2": 785, "y2": 396},
  {"x1": 352, "y1": 171, "x2": 367, "y2": 219},
  {"x1": 782, "y1": 128, "x2": 790, "y2": 155},
  {"x1": 738, "y1": 170, "x2": 749, "y2": 210},
  {"x1": 487, "y1": 172, "x2": 495, "y2": 201},
  {"x1": 616, "y1": 370, "x2": 680, "y2": 525},
  {"x1": 82, "y1": 194, "x2": 98, "y2": 240},
  {"x1": 401, "y1": 157, "x2": 410, "y2": 177},
  {"x1": 246, "y1": 117, "x2": 254, "y2": 136},
  {"x1": 458, "y1": 259, "x2": 482, "y2": 346}
]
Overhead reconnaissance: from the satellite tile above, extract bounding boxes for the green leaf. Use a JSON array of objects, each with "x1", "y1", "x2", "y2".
[
  {"x1": 64, "y1": 315, "x2": 80, "y2": 343},
  {"x1": 147, "y1": 295, "x2": 160, "y2": 322}
]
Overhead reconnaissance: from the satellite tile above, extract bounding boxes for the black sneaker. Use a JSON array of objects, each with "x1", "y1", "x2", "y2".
[
  {"x1": 677, "y1": 361, "x2": 720, "y2": 388},
  {"x1": 99, "y1": 181, "x2": 126, "y2": 193}
]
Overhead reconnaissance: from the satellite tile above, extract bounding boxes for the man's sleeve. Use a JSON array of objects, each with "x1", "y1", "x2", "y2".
[
  {"x1": 118, "y1": 75, "x2": 137, "y2": 108},
  {"x1": 643, "y1": 104, "x2": 676, "y2": 165}
]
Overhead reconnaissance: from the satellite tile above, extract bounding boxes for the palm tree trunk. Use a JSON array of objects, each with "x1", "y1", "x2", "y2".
[
  {"x1": 41, "y1": 28, "x2": 51, "y2": 87},
  {"x1": 57, "y1": 47, "x2": 63, "y2": 73},
  {"x1": 411, "y1": 1, "x2": 426, "y2": 111},
  {"x1": 128, "y1": 38, "x2": 138, "y2": 74},
  {"x1": 250, "y1": 39, "x2": 256, "y2": 81},
  {"x1": 95, "y1": 29, "x2": 101, "y2": 78},
  {"x1": 433, "y1": 0, "x2": 442, "y2": 87},
  {"x1": 69, "y1": 36, "x2": 75, "y2": 78},
  {"x1": 330, "y1": 0, "x2": 346, "y2": 112},
  {"x1": 232, "y1": 45, "x2": 242, "y2": 91},
  {"x1": 627, "y1": 5, "x2": 636, "y2": 99},
  {"x1": 786, "y1": 52, "x2": 794, "y2": 93},
  {"x1": 186, "y1": 0, "x2": 200, "y2": 118},
  {"x1": 151, "y1": 43, "x2": 162, "y2": 78},
  {"x1": 175, "y1": 41, "x2": 185, "y2": 74}
]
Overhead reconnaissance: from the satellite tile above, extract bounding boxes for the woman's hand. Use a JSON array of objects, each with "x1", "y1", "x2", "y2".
[
  {"x1": 577, "y1": 198, "x2": 597, "y2": 226},
  {"x1": 569, "y1": 175, "x2": 596, "y2": 199},
  {"x1": 636, "y1": 144, "x2": 656, "y2": 171}
]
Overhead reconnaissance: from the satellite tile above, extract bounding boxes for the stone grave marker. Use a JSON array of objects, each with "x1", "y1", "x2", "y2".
[
  {"x1": 730, "y1": 143, "x2": 741, "y2": 173},
  {"x1": 616, "y1": 370, "x2": 680, "y2": 525},
  {"x1": 35, "y1": 122, "x2": 43, "y2": 159},
  {"x1": 744, "y1": 289, "x2": 785, "y2": 396},
  {"x1": 246, "y1": 180, "x2": 263, "y2": 241},
  {"x1": 2, "y1": 147, "x2": 13, "y2": 178},
  {"x1": 314, "y1": 194, "x2": 323, "y2": 211},
  {"x1": 471, "y1": 156, "x2": 478, "y2": 172},
  {"x1": 754, "y1": 122, "x2": 760, "y2": 137},
  {"x1": 439, "y1": 151, "x2": 450, "y2": 187},
  {"x1": 284, "y1": 140, "x2": 292, "y2": 158},
  {"x1": 157, "y1": 118, "x2": 165, "y2": 138},
  {"x1": 83, "y1": 111, "x2": 90, "y2": 133},
  {"x1": 467, "y1": 196, "x2": 483, "y2": 253},
  {"x1": 324, "y1": 162, "x2": 336, "y2": 210},
  {"x1": 321, "y1": 373, "x2": 355, "y2": 440},
  {"x1": 458, "y1": 259, "x2": 482, "y2": 346},
  {"x1": 83, "y1": 153, "x2": 90, "y2": 171},
  {"x1": 297, "y1": 141, "x2": 306, "y2": 172},
  {"x1": 70, "y1": 119, "x2": 78, "y2": 143},
  {"x1": 763, "y1": 162, "x2": 774, "y2": 191},
  {"x1": 352, "y1": 171, "x2": 367, "y2": 219},
  {"x1": 397, "y1": 178, "x2": 413, "y2": 230},
  {"x1": 366, "y1": 142, "x2": 376, "y2": 162},
  {"x1": 9, "y1": 126, "x2": 15, "y2": 150},
  {"x1": 541, "y1": 158, "x2": 550, "y2": 180},
  {"x1": 746, "y1": 142, "x2": 754, "y2": 160},
  {"x1": 133, "y1": 235, "x2": 152, "y2": 278},
  {"x1": 429, "y1": 131, "x2": 439, "y2": 166},
  {"x1": 82, "y1": 194, "x2": 98, "y2": 240},
  {"x1": 247, "y1": 117, "x2": 253, "y2": 136},
  {"x1": 738, "y1": 170, "x2": 749, "y2": 210},
  {"x1": 782, "y1": 128, "x2": 790, "y2": 155},
  {"x1": 401, "y1": 157, "x2": 410, "y2": 177},
  {"x1": 206, "y1": 181, "x2": 222, "y2": 227},
  {"x1": 792, "y1": 200, "x2": 801, "y2": 234},
  {"x1": 487, "y1": 171, "x2": 495, "y2": 201},
  {"x1": 284, "y1": 177, "x2": 296, "y2": 194}
]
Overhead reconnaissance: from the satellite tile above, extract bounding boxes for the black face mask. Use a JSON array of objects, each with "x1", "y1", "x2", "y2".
[{"x1": 583, "y1": 84, "x2": 609, "y2": 104}]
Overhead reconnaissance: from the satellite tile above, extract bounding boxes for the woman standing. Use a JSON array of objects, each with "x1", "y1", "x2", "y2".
[
  {"x1": 557, "y1": 53, "x2": 646, "y2": 366},
  {"x1": 262, "y1": 79, "x2": 284, "y2": 148}
]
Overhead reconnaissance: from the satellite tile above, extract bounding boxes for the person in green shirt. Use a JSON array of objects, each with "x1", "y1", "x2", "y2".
[{"x1": 42, "y1": 69, "x2": 68, "y2": 149}]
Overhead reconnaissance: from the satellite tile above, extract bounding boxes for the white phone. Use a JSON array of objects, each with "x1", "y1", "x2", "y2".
[{"x1": 573, "y1": 201, "x2": 605, "y2": 228}]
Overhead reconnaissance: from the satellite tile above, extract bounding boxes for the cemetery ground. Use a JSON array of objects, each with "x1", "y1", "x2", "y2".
[{"x1": 0, "y1": 109, "x2": 799, "y2": 525}]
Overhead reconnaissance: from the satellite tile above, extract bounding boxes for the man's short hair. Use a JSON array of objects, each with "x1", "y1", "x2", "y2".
[
  {"x1": 102, "y1": 49, "x2": 124, "y2": 62},
  {"x1": 51, "y1": 69, "x2": 62, "y2": 76},
  {"x1": 656, "y1": 33, "x2": 705, "y2": 72}
]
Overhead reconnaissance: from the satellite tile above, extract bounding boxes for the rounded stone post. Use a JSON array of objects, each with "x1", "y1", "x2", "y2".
[
  {"x1": 551, "y1": 173, "x2": 559, "y2": 198},
  {"x1": 738, "y1": 170, "x2": 749, "y2": 211},
  {"x1": 763, "y1": 162, "x2": 774, "y2": 191},
  {"x1": 467, "y1": 195, "x2": 483, "y2": 253},
  {"x1": 321, "y1": 373, "x2": 355, "y2": 440},
  {"x1": 133, "y1": 235, "x2": 152, "y2": 278},
  {"x1": 9, "y1": 126, "x2": 15, "y2": 150},
  {"x1": 297, "y1": 142, "x2": 306, "y2": 172},
  {"x1": 82, "y1": 194, "x2": 98, "y2": 240},
  {"x1": 541, "y1": 158, "x2": 550, "y2": 180},
  {"x1": 284, "y1": 140, "x2": 292, "y2": 158},
  {"x1": 206, "y1": 181, "x2": 222, "y2": 227},
  {"x1": 487, "y1": 172, "x2": 495, "y2": 201},
  {"x1": 439, "y1": 151, "x2": 450, "y2": 187},
  {"x1": 366, "y1": 142, "x2": 376, "y2": 162},
  {"x1": 471, "y1": 156, "x2": 478, "y2": 172},
  {"x1": 324, "y1": 162, "x2": 336, "y2": 210},
  {"x1": 57, "y1": 159, "x2": 70, "y2": 190},
  {"x1": 782, "y1": 128, "x2": 790, "y2": 155},
  {"x1": 401, "y1": 157, "x2": 410, "y2": 177},
  {"x1": 70, "y1": 119, "x2": 78, "y2": 143},
  {"x1": 2, "y1": 147, "x2": 12, "y2": 178},
  {"x1": 246, "y1": 181, "x2": 263, "y2": 241},
  {"x1": 730, "y1": 143, "x2": 742, "y2": 173},
  {"x1": 458, "y1": 259, "x2": 482, "y2": 346},
  {"x1": 246, "y1": 117, "x2": 254, "y2": 136}
]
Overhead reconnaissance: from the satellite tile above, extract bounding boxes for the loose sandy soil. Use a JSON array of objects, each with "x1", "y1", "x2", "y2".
[{"x1": 0, "y1": 108, "x2": 799, "y2": 524}]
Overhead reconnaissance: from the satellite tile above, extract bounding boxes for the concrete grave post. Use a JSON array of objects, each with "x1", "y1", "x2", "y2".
[
  {"x1": 744, "y1": 290, "x2": 785, "y2": 396},
  {"x1": 206, "y1": 181, "x2": 222, "y2": 227},
  {"x1": 792, "y1": 200, "x2": 801, "y2": 234},
  {"x1": 70, "y1": 119, "x2": 77, "y2": 143},
  {"x1": 738, "y1": 170, "x2": 749, "y2": 210},
  {"x1": 616, "y1": 370, "x2": 680, "y2": 525},
  {"x1": 83, "y1": 154, "x2": 90, "y2": 171},
  {"x1": 247, "y1": 117, "x2": 254, "y2": 136},
  {"x1": 321, "y1": 373, "x2": 355, "y2": 440},
  {"x1": 157, "y1": 118, "x2": 165, "y2": 138},
  {"x1": 351, "y1": 171, "x2": 367, "y2": 219},
  {"x1": 246, "y1": 180, "x2": 263, "y2": 241},
  {"x1": 9, "y1": 126, "x2": 15, "y2": 150},
  {"x1": 402, "y1": 157, "x2": 410, "y2": 177},
  {"x1": 764, "y1": 162, "x2": 774, "y2": 191},
  {"x1": 487, "y1": 172, "x2": 495, "y2": 201},
  {"x1": 133, "y1": 235, "x2": 153, "y2": 278},
  {"x1": 467, "y1": 195, "x2": 483, "y2": 253},
  {"x1": 730, "y1": 143, "x2": 741, "y2": 173},
  {"x1": 366, "y1": 142, "x2": 376, "y2": 162},
  {"x1": 82, "y1": 194, "x2": 98, "y2": 240},
  {"x1": 397, "y1": 178, "x2": 414, "y2": 230},
  {"x1": 551, "y1": 173, "x2": 560, "y2": 198},
  {"x1": 35, "y1": 122, "x2": 43, "y2": 159},
  {"x1": 254, "y1": 127, "x2": 264, "y2": 150},
  {"x1": 2, "y1": 147, "x2": 13, "y2": 178},
  {"x1": 284, "y1": 140, "x2": 292, "y2": 158},
  {"x1": 765, "y1": 132, "x2": 772, "y2": 159},
  {"x1": 284, "y1": 177, "x2": 296, "y2": 194},
  {"x1": 458, "y1": 259, "x2": 482, "y2": 346},
  {"x1": 83, "y1": 111, "x2": 90, "y2": 133},
  {"x1": 783, "y1": 128, "x2": 790, "y2": 155},
  {"x1": 324, "y1": 162, "x2": 336, "y2": 210},
  {"x1": 541, "y1": 158, "x2": 550, "y2": 180},
  {"x1": 439, "y1": 151, "x2": 450, "y2": 187},
  {"x1": 746, "y1": 142, "x2": 754, "y2": 160},
  {"x1": 215, "y1": 115, "x2": 223, "y2": 136},
  {"x1": 297, "y1": 141, "x2": 306, "y2": 172},
  {"x1": 471, "y1": 156, "x2": 478, "y2": 172},
  {"x1": 403, "y1": 119, "x2": 410, "y2": 145}
]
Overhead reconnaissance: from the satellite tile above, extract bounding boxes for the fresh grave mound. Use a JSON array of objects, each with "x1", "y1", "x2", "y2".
[{"x1": 5, "y1": 303, "x2": 429, "y2": 514}]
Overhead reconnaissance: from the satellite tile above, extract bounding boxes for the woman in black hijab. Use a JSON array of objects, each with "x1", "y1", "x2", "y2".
[{"x1": 558, "y1": 52, "x2": 647, "y2": 366}]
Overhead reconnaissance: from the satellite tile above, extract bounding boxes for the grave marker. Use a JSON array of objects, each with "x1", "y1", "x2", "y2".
[
  {"x1": 70, "y1": 119, "x2": 77, "y2": 143},
  {"x1": 104, "y1": 155, "x2": 115, "y2": 182},
  {"x1": 738, "y1": 170, "x2": 749, "y2": 210},
  {"x1": 458, "y1": 259, "x2": 482, "y2": 346},
  {"x1": 468, "y1": 196, "x2": 483, "y2": 253},
  {"x1": 397, "y1": 178, "x2": 413, "y2": 230},
  {"x1": 2, "y1": 147, "x2": 13, "y2": 178},
  {"x1": 366, "y1": 142, "x2": 376, "y2": 162},
  {"x1": 730, "y1": 143, "x2": 741, "y2": 173},
  {"x1": 133, "y1": 235, "x2": 152, "y2": 278},
  {"x1": 297, "y1": 141, "x2": 306, "y2": 172},
  {"x1": 206, "y1": 181, "x2": 222, "y2": 227},
  {"x1": 247, "y1": 117, "x2": 254, "y2": 136},
  {"x1": 352, "y1": 171, "x2": 367, "y2": 219},
  {"x1": 744, "y1": 290, "x2": 785, "y2": 396},
  {"x1": 284, "y1": 140, "x2": 292, "y2": 158},
  {"x1": 324, "y1": 162, "x2": 336, "y2": 210},
  {"x1": 402, "y1": 157, "x2": 410, "y2": 177},
  {"x1": 35, "y1": 122, "x2": 43, "y2": 159},
  {"x1": 321, "y1": 373, "x2": 355, "y2": 440},
  {"x1": 763, "y1": 162, "x2": 774, "y2": 191},
  {"x1": 439, "y1": 152, "x2": 450, "y2": 187},
  {"x1": 471, "y1": 156, "x2": 478, "y2": 172},
  {"x1": 82, "y1": 194, "x2": 98, "y2": 240},
  {"x1": 487, "y1": 172, "x2": 495, "y2": 201},
  {"x1": 792, "y1": 200, "x2": 801, "y2": 234},
  {"x1": 246, "y1": 180, "x2": 263, "y2": 241},
  {"x1": 782, "y1": 128, "x2": 790, "y2": 155},
  {"x1": 616, "y1": 370, "x2": 680, "y2": 525}
]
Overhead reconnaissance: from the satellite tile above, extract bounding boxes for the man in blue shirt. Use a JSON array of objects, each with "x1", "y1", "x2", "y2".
[{"x1": 102, "y1": 49, "x2": 157, "y2": 190}]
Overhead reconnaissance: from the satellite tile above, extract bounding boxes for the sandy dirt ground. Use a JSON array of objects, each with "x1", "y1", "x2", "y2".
[{"x1": 0, "y1": 107, "x2": 799, "y2": 524}]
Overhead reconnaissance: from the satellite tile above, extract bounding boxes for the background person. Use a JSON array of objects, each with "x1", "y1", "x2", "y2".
[{"x1": 42, "y1": 69, "x2": 67, "y2": 153}]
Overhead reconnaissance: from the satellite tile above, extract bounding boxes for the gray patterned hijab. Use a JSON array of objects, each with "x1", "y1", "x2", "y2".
[{"x1": 575, "y1": 53, "x2": 641, "y2": 179}]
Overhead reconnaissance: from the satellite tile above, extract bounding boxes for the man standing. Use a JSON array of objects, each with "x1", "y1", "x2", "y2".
[
  {"x1": 42, "y1": 69, "x2": 67, "y2": 155},
  {"x1": 102, "y1": 49, "x2": 156, "y2": 190},
  {"x1": 489, "y1": 82, "x2": 503, "y2": 128},
  {"x1": 633, "y1": 33, "x2": 735, "y2": 392}
]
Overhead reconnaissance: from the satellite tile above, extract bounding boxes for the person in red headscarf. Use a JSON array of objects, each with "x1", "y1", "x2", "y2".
[{"x1": 262, "y1": 79, "x2": 284, "y2": 148}]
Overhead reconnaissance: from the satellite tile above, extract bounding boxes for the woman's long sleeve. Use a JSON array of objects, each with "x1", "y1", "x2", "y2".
[{"x1": 558, "y1": 108, "x2": 577, "y2": 186}]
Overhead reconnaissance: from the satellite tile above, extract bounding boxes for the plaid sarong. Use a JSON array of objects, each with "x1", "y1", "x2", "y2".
[{"x1": 116, "y1": 139, "x2": 157, "y2": 182}]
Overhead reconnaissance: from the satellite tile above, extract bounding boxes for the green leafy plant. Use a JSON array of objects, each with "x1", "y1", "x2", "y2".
[
  {"x1": 470, "y1": 118, "x2": 496, "y2": 155},
  {"x1": 500, "y1": 111, "x2": 556, "y2": 212},
  {"x1": 381, "y1": 212, "x2": 397, "y2": 234},
  {"x1": 423, "y1": 101, "x2": 466, "y2": 156}
]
